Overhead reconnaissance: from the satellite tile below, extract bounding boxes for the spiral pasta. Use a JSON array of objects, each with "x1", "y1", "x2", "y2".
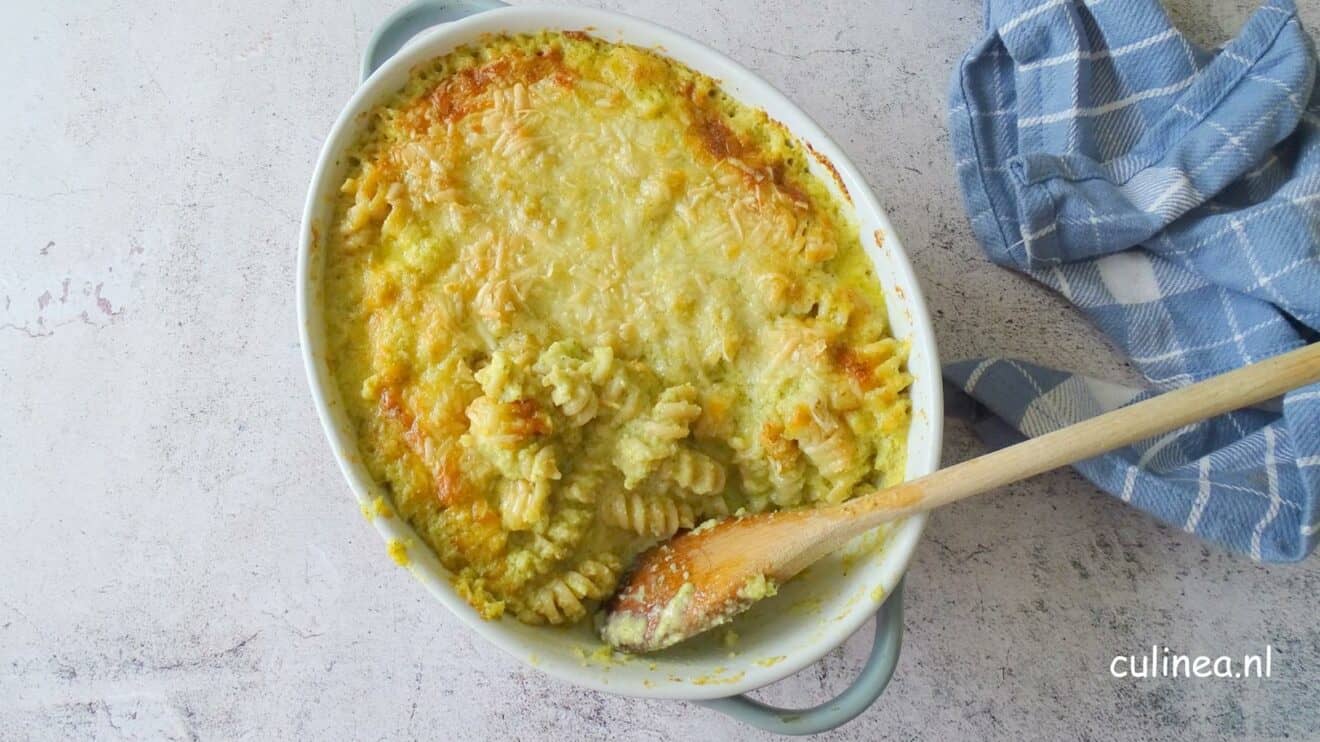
[
  {"x1": 498, "y1": 446, "x2": 561, "y2": 530},
  {"x1": 614, "y1": 384, "x2": 702, "y2": 489},
  {"x1": 599, "y1": 489, "x2": 696, "y2": 538},
  {"x1": 520, "y1": 555, "x2": 622, "y2": 625},
  {"x1": 657, "y1": 447, "x2": 727, "y2": 497},
  {"x1": 534, "y1": 341, "x2": 614, "y2": 427},
  {"x1": 785, "y1": 404, "x2": 866, "y2": 503}
]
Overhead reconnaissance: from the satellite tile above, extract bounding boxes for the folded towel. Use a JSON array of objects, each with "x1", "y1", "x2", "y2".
[{"x1": 947, "y1": 0, "x2": 1320, "y2": 561}]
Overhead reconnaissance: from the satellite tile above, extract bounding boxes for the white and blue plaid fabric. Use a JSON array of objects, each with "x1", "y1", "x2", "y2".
[{"x1": 946, "y1": 0, "x2": 1320, "y2": 561}]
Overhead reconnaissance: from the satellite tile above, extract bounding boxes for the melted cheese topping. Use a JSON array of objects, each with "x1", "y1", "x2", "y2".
[{"x1": 324, "y1": 32, "x2": 911, "y2": 626}]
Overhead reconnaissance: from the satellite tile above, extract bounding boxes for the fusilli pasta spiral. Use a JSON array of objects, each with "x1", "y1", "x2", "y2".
[
  {"x1": 533, "y1": 341, "x2": 613, "y2": 426},
  {"x1": 520, "y1": 555, "x2": 621, "y2": 624},
  {"x1": 657, "y1": 446, "x2": 726, "y2": 496},
  {"x1": 599, "y1": 489, "x2": 695, "y2": 538},
  {"x1": 614, "y1": 384, "x2": 702, "y2": 488}
]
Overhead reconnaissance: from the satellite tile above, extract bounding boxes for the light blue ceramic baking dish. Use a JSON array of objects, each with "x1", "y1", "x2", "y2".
[{"x1": 298, "y1": 1, "x2": 943, "y2": 733}]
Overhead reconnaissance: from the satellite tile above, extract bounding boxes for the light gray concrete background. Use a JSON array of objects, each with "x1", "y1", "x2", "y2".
[{"x1": 3, "y1": 0, "x2": 1317, "y2": 739}]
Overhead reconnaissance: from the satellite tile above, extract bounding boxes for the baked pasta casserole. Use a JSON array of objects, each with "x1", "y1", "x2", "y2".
[{"x1": 325, "y1": 31, "x2": 912, "y2": 626}]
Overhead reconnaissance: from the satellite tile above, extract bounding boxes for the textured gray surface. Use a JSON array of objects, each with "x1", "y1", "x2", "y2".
[{"x1": 2, "y1": 0, "x2": 1318, "y2": 739}]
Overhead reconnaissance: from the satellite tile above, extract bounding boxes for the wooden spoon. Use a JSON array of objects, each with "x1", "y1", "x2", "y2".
[{"x1": 600, "y1": 343, "x2": 1320, "y2": 653}]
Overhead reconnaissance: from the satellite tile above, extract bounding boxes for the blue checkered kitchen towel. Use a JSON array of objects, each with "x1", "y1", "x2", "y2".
[{"x1": 947, "y1": 0, "x2": 1320, "y2": 561}]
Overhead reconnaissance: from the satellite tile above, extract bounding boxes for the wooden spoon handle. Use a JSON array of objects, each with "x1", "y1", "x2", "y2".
[{"x1": 839, "y1": 342, "x2": 1320, "y2": 530}]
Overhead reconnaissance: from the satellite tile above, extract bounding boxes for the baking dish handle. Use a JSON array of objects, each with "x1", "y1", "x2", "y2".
[
  {"x1": 361, "y1": 0, "x2": 508, "y2": 83},
  {"x1": 697, "y1": 579, "x2": 905, "y2": 735}
]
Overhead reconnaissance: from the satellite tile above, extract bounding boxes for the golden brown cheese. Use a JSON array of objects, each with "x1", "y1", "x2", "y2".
[{"x1": 324, "y1": 31, "x2": 911, "y2": 626}]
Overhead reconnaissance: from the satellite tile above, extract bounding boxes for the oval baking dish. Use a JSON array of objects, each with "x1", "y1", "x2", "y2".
[{"x1": 297, "y1": 0, "x2": 942, "y2": 723}]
